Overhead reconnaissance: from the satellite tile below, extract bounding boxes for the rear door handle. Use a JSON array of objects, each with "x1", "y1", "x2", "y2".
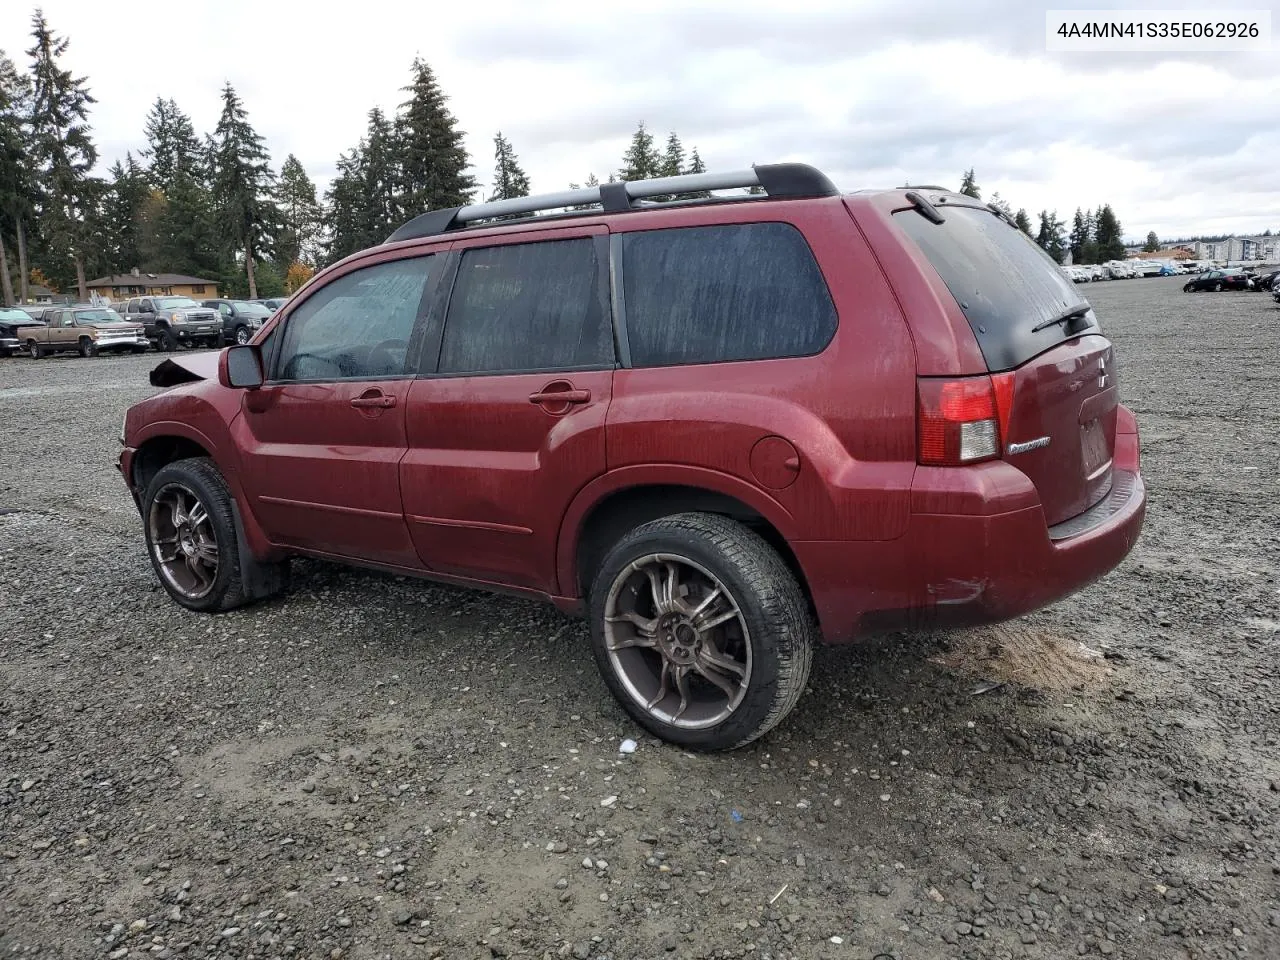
[
  {"x1": 528, "y1": 388, "x2": 591, "y2": 404},
  {"x1": 351, "y1": 394, "x2": 397, "y2": 409}
]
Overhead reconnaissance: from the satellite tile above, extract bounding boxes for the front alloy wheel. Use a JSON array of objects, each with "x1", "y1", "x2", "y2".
[
  {"x1": 234, "y1": 325, "x2": 251, "y2": 345},
  {"x1": 148, "y1": 482, "x2": 220, "y2": 601}
]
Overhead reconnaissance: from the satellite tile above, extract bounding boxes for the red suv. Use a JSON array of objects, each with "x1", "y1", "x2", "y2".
[{"x1": 118, "y1": 164, "x2": 1145, "y2": 751}]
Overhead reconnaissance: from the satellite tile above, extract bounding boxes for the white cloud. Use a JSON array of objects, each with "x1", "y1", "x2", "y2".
[{"x1": 3, "y1": 0, "x2": 1277, "y2": 240}]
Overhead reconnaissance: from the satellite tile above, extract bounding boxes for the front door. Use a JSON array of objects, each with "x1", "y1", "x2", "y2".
[
  {"x1": 231, "y1": 252, "x2": 446, "y2": 568},
  {"x1": 401, "y1": 228, "x2": 615, "y2": 592}
]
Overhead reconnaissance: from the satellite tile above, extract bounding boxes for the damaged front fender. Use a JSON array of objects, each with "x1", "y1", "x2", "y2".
[{"x1": 149, "y1": 351, "x2": 223, "y2": 388}]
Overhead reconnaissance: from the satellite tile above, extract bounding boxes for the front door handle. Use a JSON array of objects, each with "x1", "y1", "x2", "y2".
[
  {"x1": 528, "y1": 388, "x2": 591, "y2": 405},
  {"x1": 351, "y1": 393, "x2": 397, "y2": 409}
]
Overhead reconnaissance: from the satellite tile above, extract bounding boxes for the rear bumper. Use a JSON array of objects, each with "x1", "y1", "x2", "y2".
[{"x1": 796, "y1": 405, "x2": 1146, "y2": 643}]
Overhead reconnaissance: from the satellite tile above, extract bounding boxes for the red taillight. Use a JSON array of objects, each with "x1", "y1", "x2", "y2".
[{"x1": 917, "y1": 375, "x2": 1010, "y2": 466}]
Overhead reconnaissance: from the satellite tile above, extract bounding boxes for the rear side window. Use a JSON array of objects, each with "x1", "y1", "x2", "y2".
[
  {"x1": 438, "y1": 238, "x2": 611, "y2": 374},
  {"x1": 893, "y1": 205, "x2": 1092, "y2": 372},
  {"x1": 620, "y1": 222, "x2": 836, "y2": 367}
]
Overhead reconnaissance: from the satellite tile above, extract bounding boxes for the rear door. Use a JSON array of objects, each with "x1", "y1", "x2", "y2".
[
  {"x1": 401, "y1": 226, "x2": 614, "y2": 591},
  {"x1": 231, "y1": 253, "x2": 445, "y2": 568},
  {"x1": 893, "y1": 202, "x2": 1118, "y2": 525}
]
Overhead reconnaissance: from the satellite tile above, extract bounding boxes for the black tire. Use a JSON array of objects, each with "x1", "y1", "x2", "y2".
[
  {"x1": 141, "y1": 457, "x2": 287, "y2": 613},
  {"x1": 158, "y1": 326, "x2": 178, "y2": 352},
  {"x1": 587, "y1": 512, "x2": 815, "y2": 751},
  {"x1": 78, "y1": 337, "x2": 97, "y2": 358},
  {"x1": 233, "y1": 325, "x2": 251, "y2": 346},
  {"x1": 206, "y1": 336, "x2": 221, "y2": 349},
  {"x1": 1183, "y1": 284, "x2": 1194, "y2": 293},
  {"x1": 27, "y1": 339, "x2": 42, "y2": 359}
]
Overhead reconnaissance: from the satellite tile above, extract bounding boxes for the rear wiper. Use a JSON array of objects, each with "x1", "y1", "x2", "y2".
[
  {"x1": 904, "y1": 190, "x2": 945, "y2": 224},
  {"x1": 1032, "y1": 305, "x2": 1092, "y2": 334}
]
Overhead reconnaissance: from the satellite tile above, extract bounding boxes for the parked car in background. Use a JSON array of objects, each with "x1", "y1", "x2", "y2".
[
  {"x1": 0, "y1": 307, "x2": 45, "y2": 357},
  {"x1": 254, "y1": 297, "x2": 289, "y2": 312},
  {"x1": 1089, "y1": 265, "x2": 1108, "y2": 281},
  {"x1": 119, "y1": 165, "x2": 1145, "y2": 751},
  {"x1": 202, "y1": 299, "x2": 274, "y2": 345},
  {"x1": 1272, "y1": 277, "x2": 1280, "y2": 302},
  {"x1": 1183, "y1": 269, "x2": 1251, "y2": 292},
  {"x1": 20, "y1": 305, "x2": 148, "y2": 357},
  {"x1": 119, "y1": 296, "x2": 222, "y2": 351},
  {"x1": 1248, "y1": 268, "x2": 1280, "y2": 291},
  {"x1": 1132, "y1": 261, "x2": 1163, "y2": 278}
]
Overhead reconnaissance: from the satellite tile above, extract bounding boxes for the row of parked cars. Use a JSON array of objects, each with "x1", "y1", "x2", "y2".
[
  {"x1": 1182, "y1": 266, "x2": 1280, "y2": 294},
  {"x1": 0, "y1": 297, "x2": 287, "y2": 358},
  {"x1": 1061, "y1": 261, "x2": 1184, "y2": 283}
]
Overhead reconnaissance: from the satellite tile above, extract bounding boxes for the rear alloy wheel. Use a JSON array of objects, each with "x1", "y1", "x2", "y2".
[
  {"x1": 27, "y1": 340, "x2": 41, "y2": 359},
  {"x1": 1214, "y1": 282, "x2": 1223, "y2": 292},
  {"x1": 589, "y1": 512, "x2": 814, "y2": 751},
  {"x1": 142, "y1": 457, "x2": 288, "y2": 612},
  {"x1": 234, "y1": 325, "x2": 251, "y2": 345},
  {"x1": 78, "y1": 337, "x2": 96, "y2": 358}
]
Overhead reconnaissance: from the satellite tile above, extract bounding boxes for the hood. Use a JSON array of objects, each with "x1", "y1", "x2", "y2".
[{"x1": 150, "y1": 351, "x2": 223, "y2": 387}]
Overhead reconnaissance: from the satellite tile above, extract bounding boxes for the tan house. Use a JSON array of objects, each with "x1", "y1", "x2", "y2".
[{"x1": 87, "y1": 269, "x2": 219, "y2": 302}]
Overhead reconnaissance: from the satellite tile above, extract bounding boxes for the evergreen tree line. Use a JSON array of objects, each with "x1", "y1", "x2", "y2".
[
  {"x1": 955, "y1": 168, "x2": 1130, "y2": 265},
  {"x1": 0, "y1": 10, "x2": 328, "y2": 302}
]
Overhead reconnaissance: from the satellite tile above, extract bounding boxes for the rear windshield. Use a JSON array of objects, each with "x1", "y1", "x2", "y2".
[{"x1": 894, "y1": 205, "x2": 1094, "y2": 371}]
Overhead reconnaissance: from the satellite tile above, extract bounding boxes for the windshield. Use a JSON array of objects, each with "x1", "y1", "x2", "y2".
[
  {"x1": 894, "y1": 204, "x2": 1093, "y2": 371},
  {"x1": 75, "y1": 309, "x2": 125, "y2": 324},
  {"x1": 155, "y1": 296, "x2": 200, "y2": 309},
  {"x1": 0, "y1": 308, "x2": 36, "y2": 321},
  {"x1": 233, "y1": 301, "x2": 272, "y2": 318}
]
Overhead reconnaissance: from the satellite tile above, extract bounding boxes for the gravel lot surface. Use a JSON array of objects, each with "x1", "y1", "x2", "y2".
[{"x1": 2, "y1": 276, "x2": 1278, "y2": 960}]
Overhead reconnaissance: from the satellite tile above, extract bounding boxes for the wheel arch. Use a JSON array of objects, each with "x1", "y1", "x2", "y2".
[{"x1": 559, "y1": 468, "x2": 813, "y2": 614}]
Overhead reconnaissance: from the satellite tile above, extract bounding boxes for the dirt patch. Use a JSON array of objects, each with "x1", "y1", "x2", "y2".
[{"x1": 925, "y1": 623, "x2": 1115, "y2": 691}]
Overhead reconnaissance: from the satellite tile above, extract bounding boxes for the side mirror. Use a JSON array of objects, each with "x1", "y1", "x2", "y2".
[{"x1": 220, "y1": 344, "x2": 264, "y2": 390}]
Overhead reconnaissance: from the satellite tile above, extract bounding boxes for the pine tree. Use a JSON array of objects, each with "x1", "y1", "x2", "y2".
[
  {"x1": 1082, "y1": 209, "x2": 1099, "y2": 264},
  {"x1": 26, "y1": 11, "x2": 99, "y2": 300},
  {"x1": 0, "y1": 47, "x2": 31, "y2": 305},
  {"x1": 1014, "y1": 208, "x2": 1032, "y2": 235},
  {"x1": 488, "y1": 131, "x2": 530, "y2": 201},
  {"x1": 685, "y1": 146, "x2": 709, "y2": 198},
  {"x1": 959, "y1": 168, "x2": 980, "y2": 200},
  {"x1": 141, "y1": 97, "x2": 202, "y2": 193},
  {"x1": 395, "y1": 58, "x2": 476, "y2": 217},
  {"x1": 618, "y1": 122, "x2": 662, "y2": 181},
  {"x1": 1069, "y1": 208, "x2": 1088, "y2": 263},
  {"x1": 1095, "y1": 204, "x2": 1126, "y2": 261},
  {"x1": 276, "y1": 154, "x2": 323, "y2": 267},
  {"x1": 1143, "y1": 230, "x2": 1159, "y2": 253},
  {"x1": 210, "y1": 83, "x2": 277, "y2": 299},
  {"x1": 99, "y1": 153, "x2": 147, "y2": 272},
  {"x1": 323, "y1": 147, "x2": 367, "y2": 264},
  {"x1": 989, "y1": 191, "x2": 1012, "y2": 216},
  {"x1": 660, "y1": 132, "x2": 685, "y2": 178},
  {"x1": 361, "y1": 107, "x2": 400, "y2": 242},
  {"x1": 1035, "y1": 210, "x2": 1066, "y2": 263}
]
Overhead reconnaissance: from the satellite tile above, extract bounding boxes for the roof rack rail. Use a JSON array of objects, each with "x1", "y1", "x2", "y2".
[{"x1": 385, "y1": 162, "x2": 839, "y2": 244}]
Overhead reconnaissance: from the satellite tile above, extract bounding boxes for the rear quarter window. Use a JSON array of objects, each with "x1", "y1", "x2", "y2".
[
  {"x1": 894, "y1": 205, "x2": 1093, "y2": 371},
  {"x1": 620, "y1": 222, "x2": 837, "y2": 367}
]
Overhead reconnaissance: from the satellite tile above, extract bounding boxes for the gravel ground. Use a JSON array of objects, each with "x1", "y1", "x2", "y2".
[{"x1": 2, "y1": 276, "x2": 1278, "y2": 960}]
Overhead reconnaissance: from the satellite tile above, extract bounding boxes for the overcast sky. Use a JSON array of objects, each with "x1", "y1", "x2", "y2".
[{"x1": 3, "y1": 0, "x2": 1278, "y2": 241}]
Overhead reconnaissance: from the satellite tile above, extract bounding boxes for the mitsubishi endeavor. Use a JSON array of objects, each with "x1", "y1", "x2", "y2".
[{"x1": 117, "y1": 163, "x2": 1145, "y2": 751}]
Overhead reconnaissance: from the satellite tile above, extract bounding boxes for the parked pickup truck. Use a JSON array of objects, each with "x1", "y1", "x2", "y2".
[
  {"x1": 23, "y1": 305, "x2": 149, "y2": 358},
  {"x1": 118, "y1": 296, "x2": 222, "y2": 351},
  {"x1": 0, "y1": 307, "x2": 44, "y2": 357}
]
